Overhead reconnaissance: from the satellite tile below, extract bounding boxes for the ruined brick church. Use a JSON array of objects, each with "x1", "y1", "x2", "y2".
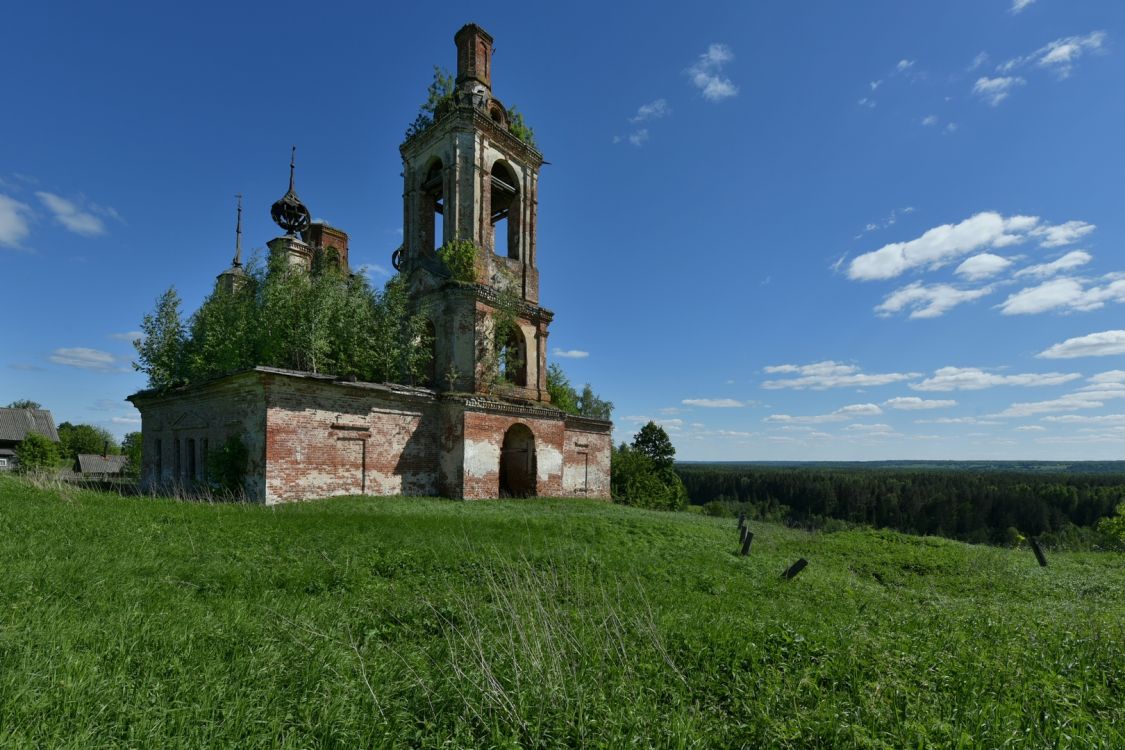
[{"x1": 129, "y1": 24, "x2": 612, "y2": 503}]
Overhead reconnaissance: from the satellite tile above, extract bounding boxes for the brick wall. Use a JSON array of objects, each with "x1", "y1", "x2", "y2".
[
  {"x1": 130, "y1": 368, "x2": 613, "y2": 504},
  {"x1": 562, "y1": 417, "x2": 613, "y2": 500},
  {"x1": 262, "y1": 374, "x2": 442, "y2": 503},
  {"x1": 129, "y1": 372, "x2": 268, "y2": 499}
]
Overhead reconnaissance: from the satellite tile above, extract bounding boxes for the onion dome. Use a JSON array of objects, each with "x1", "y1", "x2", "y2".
[{"x1": 270, "y1": 146, "x2": 311, "y2": 235}]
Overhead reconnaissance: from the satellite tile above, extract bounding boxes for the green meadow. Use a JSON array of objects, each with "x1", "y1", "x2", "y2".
[{"x1": 0, "y1": 475, "x2": 1121, "y2": 748}]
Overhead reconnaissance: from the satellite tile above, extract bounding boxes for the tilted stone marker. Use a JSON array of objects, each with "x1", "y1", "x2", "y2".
[
  {"x1": 1029, "y1": 538, "x2": 1048, "y2": 567},
  {"x1": 740, "y1": 531, "x2": 754, "y2": 557},
  {"x1": 781, "y1": 558, "x2": 808, "y2": 580}
]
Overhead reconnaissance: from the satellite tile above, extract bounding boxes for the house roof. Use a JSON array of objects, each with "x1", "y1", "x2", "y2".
[
  {"x1": 76, "y1": 454, "x2": 129, "y2": 474},
  {"x1": 0, "y1": 408, "x2": 59, "y2": 443}
]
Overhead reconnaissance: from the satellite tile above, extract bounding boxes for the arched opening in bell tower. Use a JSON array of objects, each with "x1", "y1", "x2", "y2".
[
  {"x1": 499, "y1": 423, "x2": 536, "y2": 497},
  {"x1": 421, "y1": 158, "x2": 445, "y2": 253},
  {"x1": 490, "y1": 161, "x2": 520, "y2": 259},
  {"x1": 497, "y1": 326, "x2": 527, "y2": 387}
]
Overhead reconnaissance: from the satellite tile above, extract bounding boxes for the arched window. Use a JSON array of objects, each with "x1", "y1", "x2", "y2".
[
  {"x1": 497, "y1": 326, "x2": 527, "y2": 387},
  {"x1": 490, "y1": 161, "x2": 520, "y2": 259},
  {"x1": 421, "y1": 159, "x2": 444, "y2": 253},
  {"x1": 499, "y1": 423, "x2": 536, "y2": 497}
]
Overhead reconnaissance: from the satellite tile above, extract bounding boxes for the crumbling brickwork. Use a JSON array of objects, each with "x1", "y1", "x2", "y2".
[{"x1": 131, "y1": 367, "x2": 611, "y2": 504}]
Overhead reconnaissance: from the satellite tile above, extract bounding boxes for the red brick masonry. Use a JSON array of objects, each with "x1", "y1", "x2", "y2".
[{"x1": 129, "y1": 367, "x2": 611, "y2": 504}]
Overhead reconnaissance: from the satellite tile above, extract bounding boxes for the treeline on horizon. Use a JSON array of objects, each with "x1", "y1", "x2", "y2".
[{"x1": 676, "y1": 463, "x2": 1125, "y2": 547}]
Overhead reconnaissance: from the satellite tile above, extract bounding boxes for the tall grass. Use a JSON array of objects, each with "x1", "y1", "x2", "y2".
[{"x1": 0, "y1": 475, "x2": 1121, "y2": 748}]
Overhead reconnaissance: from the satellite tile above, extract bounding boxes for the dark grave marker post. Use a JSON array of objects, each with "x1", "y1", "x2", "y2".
[
  {"x1": 741, "y1": 531, "x2": 754, "y2": 556},
  {"x1": 781, "y1": 558, "x2": 808, "y2": 580},
  {"x1": 1029, "y1": 538, "x2": 1048, "y2": 567}
]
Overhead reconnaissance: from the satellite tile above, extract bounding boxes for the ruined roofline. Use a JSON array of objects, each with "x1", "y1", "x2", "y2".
[
  {"x1": 127, "y1": 366, "x2": 439, "y2": 404},
  {"x1": 126, "y1": 367, "x2": 607, "y2": 428},
  {"x1": 427, "y1": 282, "x2": 554, "y2": 323},
  {"x1": 399, "y1": 106, "x2": 543, "y2": 165},
  {"x1": 563, "y1": 414, "x2": 614, "y2": 433},
  {"x1": 457, "y1": 394, "x2": 612, "y2": 429}
]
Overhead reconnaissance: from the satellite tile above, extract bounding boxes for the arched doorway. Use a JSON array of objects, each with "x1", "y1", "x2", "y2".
[{"x1": 499, "y1": 423, "x2": 536, "y2": 497}]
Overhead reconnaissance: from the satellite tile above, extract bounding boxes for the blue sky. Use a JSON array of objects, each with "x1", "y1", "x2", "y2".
[{"x1": 3, "y1": 0, "x2": 1124, "y2": 460}]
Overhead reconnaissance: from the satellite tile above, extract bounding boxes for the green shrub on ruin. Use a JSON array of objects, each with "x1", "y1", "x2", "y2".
[{"x1": 437, "y1": 239, "x2": 478, "y2": 283}]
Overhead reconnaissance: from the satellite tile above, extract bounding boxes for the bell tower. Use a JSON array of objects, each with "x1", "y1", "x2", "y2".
[{"x1": 397, "y1": 23, "x2": 552, "y2": 402}]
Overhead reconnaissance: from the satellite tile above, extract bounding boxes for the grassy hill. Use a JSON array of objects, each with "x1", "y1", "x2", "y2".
[{"x1": 0, "y1": 476, "x2": 1121, "y2": 748}]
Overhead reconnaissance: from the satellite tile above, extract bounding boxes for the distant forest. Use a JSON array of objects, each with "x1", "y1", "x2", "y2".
[{"x1": 676, "y1": 462, "x2": 1125, "y2": 546}]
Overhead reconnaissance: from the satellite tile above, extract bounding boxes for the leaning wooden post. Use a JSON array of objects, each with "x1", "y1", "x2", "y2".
[
  {"x1": 781, "y1": 558, "x2": 808, "y2": 580},
  {"x1": 1029, "y1": 538, "x2": 1048, "y2": 567},
  {"x1": 740, "y1": 531, "x2": 754, "y2": 556},
  {"x1": 739, "y1": 525, "x2": 748, "y2": 546}
]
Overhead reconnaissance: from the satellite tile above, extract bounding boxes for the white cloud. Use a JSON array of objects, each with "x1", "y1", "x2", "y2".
[
  {"x1": 917, "y1": 416, "x2": 1003, "y2": 425},
  {"x1": 1010, "y1": 0, "x2": 1034, "y2": 13},
  {"x1": 896, "y1": 59, "x2": 915, "y2": 72},
  {"x1": 944, "y1": 122, "x2": 959, "y2": 134},
  {"x1": 630, "y1": 99, "x2": 670, "y2": 123},
  {"x1": 875, "y1": 281, "x2": 993, "y2": 319},
  {"x1": 35, "y1": 192, "x2": 106, "y2": 237},
  {"x1": 108, "y1": 331, "x2": 143, "y2": 343},
  {"x1": 910, "y1": 366, "x2": 1081, "y2": 391},
  {"x1": 48, "y1": 347, "x2": 125, "y2": 372},
  {"x1": 765, "y1": 403, "x2": 883, "y2": 424},
  {"x1": 857, "y1": 97, "x2": 876, "y2": 109},
  {"x1": 1000, "y1": 31, "x2": 1107, "y2": 79},
  {"x1": 623, "y1": 416, "x2": 683, "y2": 431},
  {"x1": 687, "y1": 44, "x2": 738, "y2": 102},
  {"x1": 1029, "y1": 221, "x2": 1095, "y2": 248},
  {"x1": 1016, "y1": 425, "x2": 1046, "y2": 432},
  {"x1": 870, "y1": 80, "x2": 882, "y2": 91},
  {"x1": 1043, "y1": 413, "x2": 1125, "y2": 425},
  {"x1": 0, "y1": 194, "x2": 33, "y2": 249},
  {"x1": 992, "y1": 388, "x2": 1124, "y2": 417},
  {"x1": 762, "y1": 361, "x2": 919, "y2": 390},
  {"x1": 1089, "y1": 370, "x2": 1125, "y2": 385},
  {"x1": 111, "y1": 416, "x2": 142, "y2": 425},
  {"x1": 627, "y1": 129, "x2": 650, "y2": 147},
  {"x1": 884, "y1": 396, "x2": 958, "y2": 410},
  {"x1": 1035, "y1": 32, "x2": 1107, "y2": 77},
  {"x1": 552, "y1": 348, "x2": 589, "y2": 359},
  {"x1": 999, "y1": 275, "x2": 1125, "y2": 315},
  {"x1": 1038, "y1": 330, "x2": 1125, "y2": 359},
  {"x1": 848, "y1": 212, "x2": 1035, "y2": 281},
  {"x1": 681, "y1": 398, "x2": 745, "y2": 408},
  {"x1": 1014, "y1": 250, "x2": 1092, "y2": 279},
  {"x1": 921, "y1": 114, "x2": 938, "y2": 126},
  {"x1": 356, "y1": 263, "x2": 391, "y2": 278},
  {"x1": 956, "y1": 253, "x2": 1013, "y2": 281},
  {"x1": 844, "y1": 423, "x2": 896, "y2": 434},
  {"x1": 970, "y1": 52, "x2": 990, "y2": 70},
  {"x1": 973, "y1": 76, "x2": 1025, "y2": 105},
  {"x1": 849, "y1": 212, "x2": 1094, "y2": 281}
]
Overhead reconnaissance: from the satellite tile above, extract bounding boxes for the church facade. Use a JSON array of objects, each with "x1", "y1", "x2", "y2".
[{"x1": 128, "y1": 24, "x2": 612, "y2": 503}]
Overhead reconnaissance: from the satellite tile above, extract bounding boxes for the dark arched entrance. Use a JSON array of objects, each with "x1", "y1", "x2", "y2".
[{"x1": 499, "y1": 423, "x2": 536, "y2": 497}]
